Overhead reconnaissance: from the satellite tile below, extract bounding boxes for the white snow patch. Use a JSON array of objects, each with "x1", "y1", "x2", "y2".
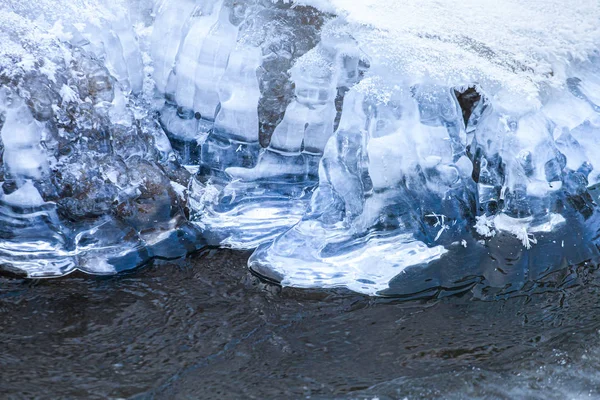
[
  {"x1": 474, "y1": 215, "x2": 496, "y2": 238},
  {"x1": 294, "y1": 0, "x2": 600, "y2": 112},
  {"x1": 59, "y1": 85, "x2": 79, "y2": 104},
  {"x1": 475, "y1": 213, "x2": 566, "y2": 249}
]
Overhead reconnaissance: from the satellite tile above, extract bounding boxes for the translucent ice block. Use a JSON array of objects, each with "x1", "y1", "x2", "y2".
[{"x1": 190, "y1": 17, "x2": 368, "y2": 248}]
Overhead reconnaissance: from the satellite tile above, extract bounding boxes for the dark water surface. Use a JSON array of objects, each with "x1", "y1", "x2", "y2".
[{"x1": 1, "y1": 249, "x2": 600, "y2": 399}]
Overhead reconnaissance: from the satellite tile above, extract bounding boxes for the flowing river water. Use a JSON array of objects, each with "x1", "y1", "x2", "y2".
[{"x1": 1, "y1": 250, "x2": 600, "y2": 399}]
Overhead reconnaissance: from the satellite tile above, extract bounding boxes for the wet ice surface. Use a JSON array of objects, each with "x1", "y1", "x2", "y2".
[
  {"x1": 1, "y1": 250, "x2": 600, "y2": 399},
  {"x1": 2, "y1": 0, "x2": 600, "y2": 296},
  {"x1": 2, "y1": 1, "x2": 600, "y2": 398}
]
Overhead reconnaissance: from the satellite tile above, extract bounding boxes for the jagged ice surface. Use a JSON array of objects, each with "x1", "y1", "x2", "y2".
[{"x1": 1, "y1": 0, "x2": 600, "y2": 297}]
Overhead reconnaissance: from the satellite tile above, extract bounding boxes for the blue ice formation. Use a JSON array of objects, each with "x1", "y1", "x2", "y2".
[{"x1": 1, "y1": 0, "x2": 600, "y2": 297}]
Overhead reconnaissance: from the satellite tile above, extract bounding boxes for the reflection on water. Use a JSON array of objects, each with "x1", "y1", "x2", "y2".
[{"x1": 1, "y1": 249, "x2": 599, "y2": 399}]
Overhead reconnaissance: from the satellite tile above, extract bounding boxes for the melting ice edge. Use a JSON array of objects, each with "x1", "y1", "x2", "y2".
[{"x1": 1, "y1": 0, "x2": 600, "y2": 297}]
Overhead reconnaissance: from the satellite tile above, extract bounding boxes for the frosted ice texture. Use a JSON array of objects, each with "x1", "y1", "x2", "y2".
[
  {"x1": 1, "y1": 0, "x2": 600, "y2": 297},
  {"x1": 246, "y1": 0, "x2": 600, "y2": 295},
  {"x1": 150, "y1": 0, "x2": 334, "y2": 248},
  {"x1": 0, "y1": 0, "x2": 200, "y2": 277},
  {"x1": 188, "y1": 15, "x2": 366, "y2": 248}
]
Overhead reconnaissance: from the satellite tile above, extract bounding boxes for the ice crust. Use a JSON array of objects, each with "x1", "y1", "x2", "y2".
[
  {"x1": 1, "y1": 0, "x2": 600, "y2": 296},
  {"x1": 0, "y1": 0, "x2": 201, "y2": 277},
  {"x1": 295, "y1": 0, "x2": 600, "y2": 110}
]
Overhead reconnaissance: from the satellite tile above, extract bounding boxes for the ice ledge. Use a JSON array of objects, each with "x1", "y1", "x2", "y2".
[
  {"x1": 249, "y1": 228, "x2": 448, "y2": 296},
  {"x1": 288, "y1": 0, "x2": 600, "y2": 112}
]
